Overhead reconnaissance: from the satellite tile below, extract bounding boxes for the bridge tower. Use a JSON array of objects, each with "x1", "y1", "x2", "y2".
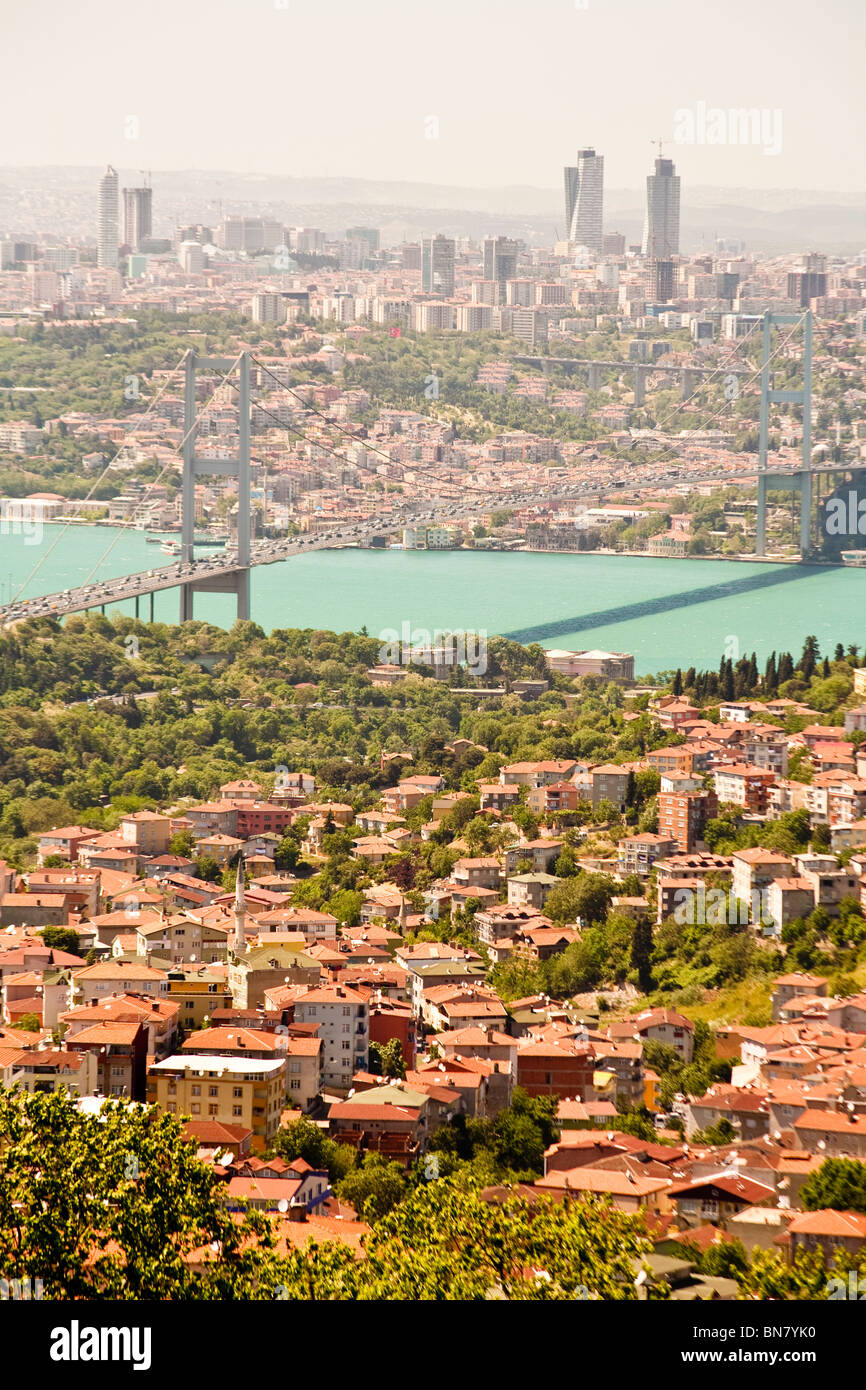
[
  {"x1": 755, "y1": 311, "x2": 812, "y2": 560},
  {"x1": 179, "y1": 349, "x2": 251, "y2": 623}
]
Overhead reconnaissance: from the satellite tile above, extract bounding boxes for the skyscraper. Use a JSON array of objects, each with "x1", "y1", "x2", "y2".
[
  {"x1": 421, "y1": 235, "x2": 455, "y2": 296},
  {"x1": 642, "y1": 156, "x2": 681, "y2": 260},
  {"x1": 98, "y1": 165, "x2": 119, "y2": 269},
  {"x1": 563, "y1": 147, "x2": 604, "y2": 251},
  {"x1": 122, "y1": 185, "x2": 153, "y2": 252},
  {"x1": 649, "y1": 259, "x2": 675, "y2": 302},
  {"x1": 482, "y1": 237, "x2": 518, "y2": 302}
]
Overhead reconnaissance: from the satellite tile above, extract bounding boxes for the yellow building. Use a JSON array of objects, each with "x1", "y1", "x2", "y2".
[
  {"x1": 592, "y1": 1068, "x2": 617, "y2": 1103},
  {"x1": 147, "y1": 1054, "x2": 286, "y2": 1149},
  {"x1": 165, "y1": 967, "x2": 233, "y2": 1030}
]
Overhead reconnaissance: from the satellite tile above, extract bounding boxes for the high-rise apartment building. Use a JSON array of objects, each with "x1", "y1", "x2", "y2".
[
  {"x1": 649, "y1": 259, "x2": 675, "y2": 302},
  {"x1": 177, "y1": 241, "x2": 205, "y2": 274},
  {"x1": 642, "y1": 157, "x2": 681, "y2": 260},
  {"x1": 251, "y1": 292, "x2": 286, "y2": 324},
  {"x1": 421, "y1": 235, "x2": 455, "y2": 296},
  {"x1": 219, "y1": 217, "x2": 285, "y2": 252},
  {"x1": 787, "y1": 257, "x2": 828, "y2": 306},
  {"x1": 122, "y1": 186, "x2": 153, "y2": 252},
  {"x1": 98, "y1": 165, "x2": 119, "y2": 270},
  {"x1": 563, "y1": 147, "x2": 604, "y2": 251}
]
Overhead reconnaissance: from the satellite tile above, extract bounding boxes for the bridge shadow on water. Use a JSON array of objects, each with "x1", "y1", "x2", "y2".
[{"x1": 502, "y1": 563, "x2": 827, "y2": 645}]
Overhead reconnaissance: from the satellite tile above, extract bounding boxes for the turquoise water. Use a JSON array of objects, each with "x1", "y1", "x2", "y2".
[{"x1": 2, "y1": 524, "x2": 865, "y2": 674}]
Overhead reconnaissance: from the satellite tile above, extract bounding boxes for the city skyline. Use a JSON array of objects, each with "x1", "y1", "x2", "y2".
[{"x1": 0, "y1": 0, "x2": 863, "y2": 193}]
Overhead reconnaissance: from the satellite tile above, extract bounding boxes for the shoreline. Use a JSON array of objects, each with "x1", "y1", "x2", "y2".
[{"x1": 34, "y1": 522, "x2": 853, "y2": 569}]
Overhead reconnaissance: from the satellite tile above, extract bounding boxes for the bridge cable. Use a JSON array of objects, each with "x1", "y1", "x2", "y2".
[{"x1": 8, "y1": 350, "x2": 188, "y2": 603}]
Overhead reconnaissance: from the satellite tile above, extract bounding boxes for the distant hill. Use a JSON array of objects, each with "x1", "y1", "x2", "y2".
[{"x1": 1, "y1": 167, "x2": 864, "y2": 254}]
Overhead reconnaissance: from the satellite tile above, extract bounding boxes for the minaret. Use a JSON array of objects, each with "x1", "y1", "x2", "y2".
[{"x1": 233, "y1": 858, "x2": 247, "y2": 951}]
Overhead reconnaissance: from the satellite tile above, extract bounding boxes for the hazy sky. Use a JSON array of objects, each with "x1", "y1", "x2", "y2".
[{"x1": 4, "y1": 0, "x2": 865, "y2": 191}]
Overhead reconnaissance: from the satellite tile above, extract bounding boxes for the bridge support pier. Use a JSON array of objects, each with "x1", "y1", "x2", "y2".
[
  {"x1": 134, "y1": 595, "x2": 139, "y2": 620},
  {"x1": 757, "y1": 310, "x2": 813, "y2": 561},
  {"x1": 756, "y1": 474, "x2": 767, "y2": 556},
  {"x1": 799, "y1": 469, "x2": 812, "y2": 559},
  {"x1": 179, "y1": 349, "x2": 252, "y2": 624},
  {"x1": 588, "y1": 363, "x2": 601, "y2": 391},
  {"x1": 149, "y1": 591, "x2": 155, "y2": 623},
  {"x1": 680, "y1": 368, "x2": 695, "y2": 401},
  {"x1": 633, "y1": 366, "x2": 647, "y2": 407}
]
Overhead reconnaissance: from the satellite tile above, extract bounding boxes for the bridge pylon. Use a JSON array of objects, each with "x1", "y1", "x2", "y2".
[
  {"x1": 179, "y1": 349, "x2": 252, "y2": 623},
  {"x1": 755, "y1": 311, "x2": 812, "y2": 560}
]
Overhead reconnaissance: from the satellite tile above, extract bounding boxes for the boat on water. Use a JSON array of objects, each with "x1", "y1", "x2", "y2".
[{"x1": 161, "y1": 541, "x2": 181, "y2": 556}]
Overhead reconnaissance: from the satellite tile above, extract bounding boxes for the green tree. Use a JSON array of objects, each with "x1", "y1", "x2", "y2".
[
  {"x1": 544, "y1": 872, "x2": 614, "y2": 925},
  {"x1": 0, "y1": 1088, "x2": 284, "y2": 1298},
  {"x1": 38, "y1": 926, "x2": 81, "y2": 955},
  {"x1": 169, "y1": 829, "x2": 195, "y2": 858},
  {"x1": 274, "y1": 1114, "x2": 356, "y2": 1183},
  {"x1": 274, "y1": 834, "x2": 300, "y2": 872},
  {"x1": 193, "y1": 855, "x2": 221, "y2": 884},
  {"x1": 631, "y1": 916, "x2": 654, "y2": 992},
  {"x1": 13, "y1": 1013, "x2": 42, "y2": 1033},
  {"x1": 801, "y1": 1158, "x2": 866, "y2": 1215},
  {"x1": 336, "y1": 1154, "x2": 407, "y2": 1222},
  {"x1": 369, "y1": 1038, "x2": 406, "y2": 1079},
  {"x1": 359, "y1": 1178, "x2": 656, "y2": 1300}
]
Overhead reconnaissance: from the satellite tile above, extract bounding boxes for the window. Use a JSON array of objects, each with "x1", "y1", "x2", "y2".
[
  {"x1": 233, "y1": 1088, "x2": 242, "y2": 1098},
  {"x1": 208, "y1": 1104, "x2": 218, "y2": 1115},
  {"x1": 342, "y1": 1007, "x2": 350, "y2": 1017},
  {"x1": 232, "y1": 1106, "x2": 242, "y2": 1117},
  {"x1": 191, "y1": 1103, "x2": 200, "y2": 1114},
  {"x1": 289, "y1": 1061, "x2": 301, "y2": 1073},
  {"x1": 209, "y1": 1086, "x2": 218, "y2": 1097},
  {"x1": 290, "y1": 1080, "x2": 301, "y2": 1091},
  {"x1": 342, "y1": 1041, "x2": 350, "y2": 1051},
  {"x1": 192, "y1": 1085, "x2": 201, "y2": 1096}
]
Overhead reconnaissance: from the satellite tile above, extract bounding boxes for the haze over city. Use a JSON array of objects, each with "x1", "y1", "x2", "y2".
[{"x1": 2, "y1": 0, "x2": 864, "y2": 192}]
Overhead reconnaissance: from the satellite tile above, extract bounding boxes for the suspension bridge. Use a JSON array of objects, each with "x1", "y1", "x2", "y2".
[{"x1": 0, "y1": 311, "x2": 860, "y2": 630}]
